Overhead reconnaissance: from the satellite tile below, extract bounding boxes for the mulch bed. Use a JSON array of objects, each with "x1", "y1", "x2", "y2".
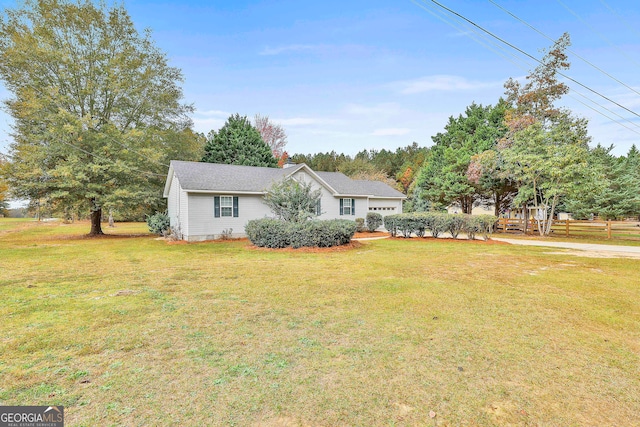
[{"x1": 388, "y1": 236, "x2": 510, "y2": 245}]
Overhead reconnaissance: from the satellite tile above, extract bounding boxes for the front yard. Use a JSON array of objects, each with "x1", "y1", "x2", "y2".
[{"x1": 1, "y1": 220, "x2": 638, "y2": 426}]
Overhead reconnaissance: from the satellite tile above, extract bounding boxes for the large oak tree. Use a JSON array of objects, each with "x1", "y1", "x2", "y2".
[{"x1": 0, "y1": 0, "x2": 200, "y2": 234}]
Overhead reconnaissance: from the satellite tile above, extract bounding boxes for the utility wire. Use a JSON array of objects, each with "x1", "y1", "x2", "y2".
[
  {"x1": 598, "y1": 0, "x2": 640, "y2": 40},
  {"x1": 426, "y1": 0, "x2": 640, "y2": 120},
  {"x1": 489, "y1": 0, "x2": 640, "y2": 98},
  {"x1": 556, "y1": 0, "x2": 640, "y2": 69},
  {"x1": 410, "y1": 0, "x2": 640, "y2": 135}
]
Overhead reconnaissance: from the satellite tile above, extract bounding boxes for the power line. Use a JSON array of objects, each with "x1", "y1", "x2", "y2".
[
  {"x1": 489, "y1": 0, "x2": 640, "y2": 98},
  {"x1": 409, "y1": 0, "x2": 640, "y2": 135},
  {"x1": 598, "y1": 0, "x2": 640, "y2": 40},
  {"x1": 425, "y1": 0, "x2": 640, "y2": 120},
  {"x1": 556, "y1": 0, "x2": 640, "y2": 70}
]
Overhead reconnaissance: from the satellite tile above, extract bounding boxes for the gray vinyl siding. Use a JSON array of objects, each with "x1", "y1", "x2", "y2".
[
  {"x1": 167, "y1": 174, "x2": 189, "y2": 237},
  {"x1": 289, "y1": 170, "x2": 366, "y2": 220},
  {"x1": 185, "y1": 193, "x2": 270, "y2": 241}
]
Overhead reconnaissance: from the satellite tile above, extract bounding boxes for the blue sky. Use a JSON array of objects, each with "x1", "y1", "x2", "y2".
[{"x1": 1, "y1": 0, "x2": 640, "y2": 158}]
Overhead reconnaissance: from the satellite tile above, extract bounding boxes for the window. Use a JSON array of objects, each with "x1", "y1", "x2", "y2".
[
  {"x1": 316, "y1": 198, "x2": 322, "y2": 216},
  {"x1": 220, "y1": 196, "x2": 233, "y2": 217},
  {"x1": 214, "y1": 196, "x2": 239, "y2": 218},
  {"x1": 343, "y1": 198, "x2": 352, "y2": 215},
  {"x1": 340, "y1": 198, "x2": 355, "y2": 216}
]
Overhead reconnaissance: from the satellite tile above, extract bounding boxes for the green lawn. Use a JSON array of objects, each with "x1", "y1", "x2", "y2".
[{"x1": 1, "y1": 220, "x2": 639, "y2": 426}]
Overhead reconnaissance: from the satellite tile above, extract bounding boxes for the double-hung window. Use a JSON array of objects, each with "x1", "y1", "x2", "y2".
[
  {"x1": 214, "y1": 196, "x2": 239, "y2": 218},
  {"x1": 340, "y1": 198, "x2": 355, "y2": 216},
  {"x1": 220, "y1": 196, "x2": 233, "y2": 217}
]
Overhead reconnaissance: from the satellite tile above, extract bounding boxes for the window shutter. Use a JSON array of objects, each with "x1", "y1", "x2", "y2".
[
  {"x1": 352, "y1": 199, "x2": 355, "y2": 215},
  {"x1": 233, "y1": 197, "x2": 239, "y2": 217},
  {"x1": 316, "y1": 198, "x2": 321, "y2": 216},
  {"x1": 214, "y1": 196, "x2": 220, "y2": 218},
  {"x1": 339, "y1": 198, "x2": 343, "y2": 215}
]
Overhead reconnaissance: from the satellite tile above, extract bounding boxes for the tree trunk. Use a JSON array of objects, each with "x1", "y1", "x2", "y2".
[
  {"x1": 494, "y1": 192, "x2": 502, "y2": 217},
  {"x1": 89, "y1": 203, "x2": 104, "y2": 235}
]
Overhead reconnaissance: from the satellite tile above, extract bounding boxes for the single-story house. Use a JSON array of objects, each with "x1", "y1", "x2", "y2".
[{"x1": 163, "y1": 160, "x2": 406, "y2": 241}]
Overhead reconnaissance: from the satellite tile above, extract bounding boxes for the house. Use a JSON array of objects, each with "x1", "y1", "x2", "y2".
[{"x1": 163, "y1": 160, "x2": 406, "y2": 241}]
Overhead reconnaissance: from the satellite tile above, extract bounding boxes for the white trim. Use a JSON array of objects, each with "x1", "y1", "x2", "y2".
[{"x1": 186, "y1": 190, "x2": 265, "y2": 195}]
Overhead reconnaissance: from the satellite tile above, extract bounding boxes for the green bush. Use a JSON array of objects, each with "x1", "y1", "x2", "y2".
[
  {"x1": 355, "y1": 217, "x2": 365, "y2": 232},
  {"x1": 146, "y1": 211, "x2": 170, "y2": 235},
  {"x1": 246, "y1": 219, "x2": 356, "y2": 248},
  {"x1": 477, "y1": 215, "x2": 497, "y2": 240},
  {"x1": 382, "y1": 212, "x2": 497, "y2": 240},
  {"x1": 426, "y1": 212, "x2": 449, "y2": 238},
  {"x1": 463, "y1": 215, "x2": 482, "y2": 240},
  {"x1": 245, "y1": 219, "x2": 290, "y2": 248},
  {"x1": 384, "y1": 215, "x2": 399, "y2": 237},
  {"x1": 366, "y1": 212, "x2": 383, "y2": 232},
  {"x1": 447, "y1": 214, "x2": 466, "y2": 239}
]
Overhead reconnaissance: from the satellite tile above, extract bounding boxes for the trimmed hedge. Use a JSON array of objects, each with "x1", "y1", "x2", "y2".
[
  {"x1": 384, "y1": 212, "x2": 497, "y2": 240},
  {"x1": 366, "y1": 212, "x2": 383, "y2": 232},
  {"x1": 246, "y1": 218, "x2": 357, "y2": 248}
]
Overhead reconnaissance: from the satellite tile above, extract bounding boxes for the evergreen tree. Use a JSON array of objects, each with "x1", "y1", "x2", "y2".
[{"x1": 202, "y1": 114, "x2": 277, "y2": 167}]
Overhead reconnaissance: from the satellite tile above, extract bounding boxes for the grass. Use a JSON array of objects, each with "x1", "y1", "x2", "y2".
[{"x1": 1, "y1": 220, "x2": 639, "y2": 426}]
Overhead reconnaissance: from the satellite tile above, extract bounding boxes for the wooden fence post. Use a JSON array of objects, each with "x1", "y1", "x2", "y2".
[
  {"x1": 566, "y1": 219, "x2": 570, "y2": 237},
  {"x1": 607, "y1": 220, "x2": 612, "y2": 239}
]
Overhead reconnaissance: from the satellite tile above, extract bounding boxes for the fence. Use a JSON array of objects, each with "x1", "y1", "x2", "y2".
[{"x1": 496, "y1": 218, "x2": 640, "y2": 240}]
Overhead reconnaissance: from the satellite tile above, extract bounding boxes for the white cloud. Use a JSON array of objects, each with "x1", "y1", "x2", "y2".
[
  {"x1": 370, "y1": 128, "x2": 411, "y2": 136},
  {"x1": 395, "y1": 74, "x2": 501, "y2": 94}
]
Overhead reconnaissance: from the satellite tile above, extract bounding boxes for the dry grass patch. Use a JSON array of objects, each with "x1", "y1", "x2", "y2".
[{"x1": 0, "y1": 220, "x2": 639, "y2": 426}]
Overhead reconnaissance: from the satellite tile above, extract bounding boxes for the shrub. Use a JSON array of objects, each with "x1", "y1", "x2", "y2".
[
  {"x1": 477, "y1": 215, "x2": 498, "y2": 240},
  {"x1": 365, "y1": 212, "x2": 383, "y2": 232},
  {"x1": 447, "y1": 214, "x2": 466, "y2": 239},
  {"x1": 463, "y1": 215, "x2": 482, "y2": 240},
  {"x1": 146, "y1": 211, "x2": 170, "y2": 235},
  {"x1": 245, "y1": 219, "x2": 290, "y2": 248},
  {"x1": 355, "y1": 217, "x2": 365, "y2": 232},
  {"x1": 247, "y1": 218, "x2": 356, "y2": 248},
  {"x1": 427, "y1": 213, "x2": 449, "y2": 238},
  {"x1": 384, "y1": 214, "x2": 399, "y2": 237}
]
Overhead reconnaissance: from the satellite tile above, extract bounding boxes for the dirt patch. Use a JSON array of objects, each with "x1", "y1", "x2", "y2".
[
  {"x1": 353, "y1": 231, "x2": 389, "y2": 239},
  {"x1": 389, "y1": 236, "x2": 510, "y2": 245},
  {"x1": 545, "y1": 250, "x2": 640, "y2": 259}
]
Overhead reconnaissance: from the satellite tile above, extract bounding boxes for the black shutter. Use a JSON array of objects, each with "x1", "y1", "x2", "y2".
[
  {"x1": 339, "y1": 198, "x2": 343, "y2": 215},
  {"x1": 214, "y1": 196, "x2": 220, "y2": 218},
  {"x1": 352, "y1": 199, "x2": 355, "y2": 215},
  {"x1": 233, "y1": 197, "x2": 239, "y2": 217},
  {"x1": 316, "y1": 198, "x2": 321, "y2": 216}
]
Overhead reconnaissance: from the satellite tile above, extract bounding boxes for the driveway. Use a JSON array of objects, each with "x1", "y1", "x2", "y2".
[{"x1": 492, "y1": 237, "x2": 640, "y2": 259}]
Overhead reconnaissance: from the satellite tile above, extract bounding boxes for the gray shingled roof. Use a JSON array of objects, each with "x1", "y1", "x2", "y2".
[
  {"x1": 315, "y1": 171, "x2": 405, "y2": 198},
  {"x1": 169, "y1": 161, "x2": 405, "y2": 198}
]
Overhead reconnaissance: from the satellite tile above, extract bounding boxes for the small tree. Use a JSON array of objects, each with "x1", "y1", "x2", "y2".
[
  {"x1": 202, "y1": 114, "x2": 277, "y2": 167},
  {"x1": 264, "y1": 178, "x2": 322, "y2": 223},
  {"x1": 254, "y1": 114, "x2": 288, "y2": 158}
]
